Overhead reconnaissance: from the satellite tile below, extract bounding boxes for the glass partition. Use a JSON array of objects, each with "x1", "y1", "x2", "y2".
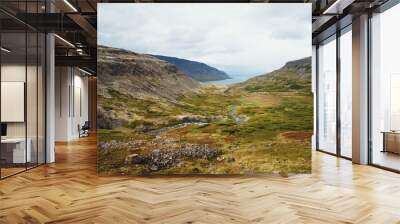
[
  {"x1": 339, "y1": 27, "x2": 352, "y2": 158},
  {"x1": 370, "y1": 4, "x2": 400, "y2": 171},
  {"x1": 317, "y1": 36, "x2": 337, "y2": 154},
  {"x1": 0, "y1": 2, "x2": 46, "y2": 179},
  {"x1": 0, "y1": 31, "x2": 28, "y2": 177}
]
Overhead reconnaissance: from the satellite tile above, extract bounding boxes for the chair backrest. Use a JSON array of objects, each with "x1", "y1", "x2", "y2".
[{"x1": 82, "y1": 121, "x2": 90, "y2": 129}]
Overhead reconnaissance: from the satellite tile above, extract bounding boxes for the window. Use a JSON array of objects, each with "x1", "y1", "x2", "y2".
[
  {"x1": 317, "y1": 36, "x2": 337, "y2": 154},
  {"x1": 370, "y1": 3, "x2": 400, "y2": 171},
  {"x1": 339, "y1": 28, "x2": 352, "y2": 158}
]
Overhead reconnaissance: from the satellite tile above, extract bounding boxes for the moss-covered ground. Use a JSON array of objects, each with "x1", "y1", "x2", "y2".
[{"x1": 98, "y1": 82, "x2": 313, "y2": 175}]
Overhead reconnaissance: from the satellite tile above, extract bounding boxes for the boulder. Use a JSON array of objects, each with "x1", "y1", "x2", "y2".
[{"x1": 125, "y1": 154, "x2": 143, "y2": 164}]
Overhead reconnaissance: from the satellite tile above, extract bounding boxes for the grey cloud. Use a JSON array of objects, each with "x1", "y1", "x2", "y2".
[{"x1": 98, "y1": 3, "x2": 311, "y2": 75}]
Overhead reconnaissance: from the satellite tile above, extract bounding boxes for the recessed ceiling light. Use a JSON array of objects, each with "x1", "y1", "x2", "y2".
[
  {"x1": 78, "y1": 67, "x2": 93, "y2": 76},
  {"x1": 54, "y1": 34, "x2": 75, "y2": 48},
  {"x1": 63, "y1": 0, "x2": 78, "y2": 12},
  {"x1": 323, "y1": 0, "x2": 354, "y2": 15},
  {"x1": 1, "y1": 47, "x2": 11, "y2": 53}
]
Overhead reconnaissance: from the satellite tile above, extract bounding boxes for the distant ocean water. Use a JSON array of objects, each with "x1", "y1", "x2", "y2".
[{"x1": 202, "y1": 73, "x2": 257, "y2": 85}]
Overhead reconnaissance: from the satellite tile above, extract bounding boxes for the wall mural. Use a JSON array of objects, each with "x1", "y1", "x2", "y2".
[{"x1": 97, "y1": 3, "x2": 313, "y2": 175}]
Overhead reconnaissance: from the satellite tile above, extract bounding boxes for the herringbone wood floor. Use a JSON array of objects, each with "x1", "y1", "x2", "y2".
[{"x1": 1, "y1": 136, "x2": 400, "y2": 224}]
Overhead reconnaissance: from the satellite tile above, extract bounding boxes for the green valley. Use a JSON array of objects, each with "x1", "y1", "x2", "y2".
[{"x1": 97, "y1": 46, "x2": 312, "y2": 175}]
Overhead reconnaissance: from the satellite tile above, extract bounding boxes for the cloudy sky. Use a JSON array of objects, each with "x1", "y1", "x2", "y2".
[{"x1": 98, "y1": 4, "x2": 311, "y2": 76}]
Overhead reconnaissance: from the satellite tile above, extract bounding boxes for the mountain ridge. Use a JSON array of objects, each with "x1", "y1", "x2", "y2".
[
  {"x1": 228, "y1": 56, "x2": 311, "y2": 93},
  {"x1": 151, "y1": 54, "x2": 230, "y2": 82},
  {"x1": 97, "y1": 45, "x2": 201, "y2": 129},
  {"x1": 97, "y1": 45, "x2": 200, "y2": 101}
]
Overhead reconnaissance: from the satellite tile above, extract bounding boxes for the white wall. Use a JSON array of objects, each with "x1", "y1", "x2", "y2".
[
  {"x1": 1, "y1": 65, "x2": 27, "y2": 139},
  {"x1": 1, "y1": 65, "x2": 41, "y2": 137},
  {"x1": 1, "y1": 63, "x2": 46, "y2": 164},
  {"x1": 55, "y1": 66, "x2": 70, "y2": 141},
  {"x1": 55, "y1": 67, "x2": 89, "y2": 141}
]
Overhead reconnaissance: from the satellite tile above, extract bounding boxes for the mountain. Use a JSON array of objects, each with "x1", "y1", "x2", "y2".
[
  {"x1": 97, "y1": 45, "x2": 200, "y2": 128},
  {"x1": 97, "y1": 45, "x2": 200, "y2": 101},
  {"x1": 229, "y1": 57, "x2": 311, "y2": 93},
  {"x1": 151, "y1": 55, "x2": 230, "y2": 82}
]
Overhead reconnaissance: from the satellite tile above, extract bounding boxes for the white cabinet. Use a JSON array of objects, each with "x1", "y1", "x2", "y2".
[{"x1": 1, "y1": 138, "x2": 32, "y2": 163}]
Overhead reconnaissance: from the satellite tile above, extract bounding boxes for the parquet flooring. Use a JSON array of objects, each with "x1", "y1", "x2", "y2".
[{"x1": 1, "y1": 136, "x2": 400, "y2": 223}]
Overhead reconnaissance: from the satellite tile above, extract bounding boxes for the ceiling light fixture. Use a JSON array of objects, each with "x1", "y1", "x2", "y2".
[
  {"x1": 323, "y1": 0, "x2": 342, "y2": 14},
  {"x1": 1, "y1": 47, "x2": 11, "y2": 53},
  {"x1": 63, "y1": 0, "x2": 78, "y2": 12},
  {"x1": 54, "y1": 34, "x2": 75, "y2": 48},
  {"x1": 78, "y1": 67, "x2": 93, "y2": 76},
  {"x1": 76, "y1": 49, "x2": 84, "y2": 55},
  {"x1": 323, "y1": 0, "x2": 354, "y2": 15}
]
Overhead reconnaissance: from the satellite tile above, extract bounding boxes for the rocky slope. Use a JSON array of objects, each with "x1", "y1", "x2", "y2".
[
  {"x1": 229, "y1": 57, "x2": 311, "y2": 93},
  {"x1": 98, "y1": 45, "x2": 200, "y2": 101},
  {"x1": 97, "y1": 45, "x2": 200, "y2": 128},
  {"x1": 152, "y1": 55, "x2": 230, "y2": 82}
]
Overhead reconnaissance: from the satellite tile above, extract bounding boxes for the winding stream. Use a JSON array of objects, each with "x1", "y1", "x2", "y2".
[
  {"x1": 146, "y1": 105, "x2": 247, "y2": 136},
  {"x1": 146, "y1": 122, "x2": 208, "y2": 136}
]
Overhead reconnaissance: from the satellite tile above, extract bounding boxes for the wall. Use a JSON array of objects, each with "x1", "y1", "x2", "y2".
[
  {"x1": 1, "y1": 65, "x2": 26, "y2": 138},
  {"x1": 1, "y1": 62, "x2": 46, "y2": 167},
  {"x1": 1, "y1": 64, "x2": 43, "y2": 140},
  {"x1": 55, "y1": 67, "x2": 89, "y2": 141}
]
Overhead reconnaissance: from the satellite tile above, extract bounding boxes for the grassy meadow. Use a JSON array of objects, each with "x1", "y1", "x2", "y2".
[{"x1": 98, "y1": 81, "x2": 313, "y2": 176}]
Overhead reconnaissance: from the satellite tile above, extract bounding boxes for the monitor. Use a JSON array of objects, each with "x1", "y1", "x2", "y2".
[{"x1": 1, "y1": 123, "x2": 7, "y2": 137}]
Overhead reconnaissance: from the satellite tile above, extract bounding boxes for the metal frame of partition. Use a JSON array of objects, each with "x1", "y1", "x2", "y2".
[
  {"x1": 336, "y1": 28, "x2": 341, "y2": 159},
  {"x1": 0, "y1": 0, "x2": 48, "y2": 180}
]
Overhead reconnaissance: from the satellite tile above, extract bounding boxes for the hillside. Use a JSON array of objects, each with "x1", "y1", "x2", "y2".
[
  {"x1": 97, "y1": 45, "x2": 200, "y2": 128},
  {"x1": 229, "y1": 57, "x2": 311, "y2": 93},
  {"x1": 98, "y1": 46, "x2": 200, "y2": 100},
  {"x1": 152, "y1": 55, "x2": 230, "y2": 82}
]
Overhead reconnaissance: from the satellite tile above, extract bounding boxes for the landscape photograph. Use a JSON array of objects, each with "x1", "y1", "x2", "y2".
[{"x1": 97, "y1": 4, "x2": 312, "y2": 175}]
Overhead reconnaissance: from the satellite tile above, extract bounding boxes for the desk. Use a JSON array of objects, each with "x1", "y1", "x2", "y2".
[
  {"x1": 1, "y1": 138, "x2": 31, "y2": 163},
  {"x1": 382, "y1": 131, "x2": 400, "y2": 154}
]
